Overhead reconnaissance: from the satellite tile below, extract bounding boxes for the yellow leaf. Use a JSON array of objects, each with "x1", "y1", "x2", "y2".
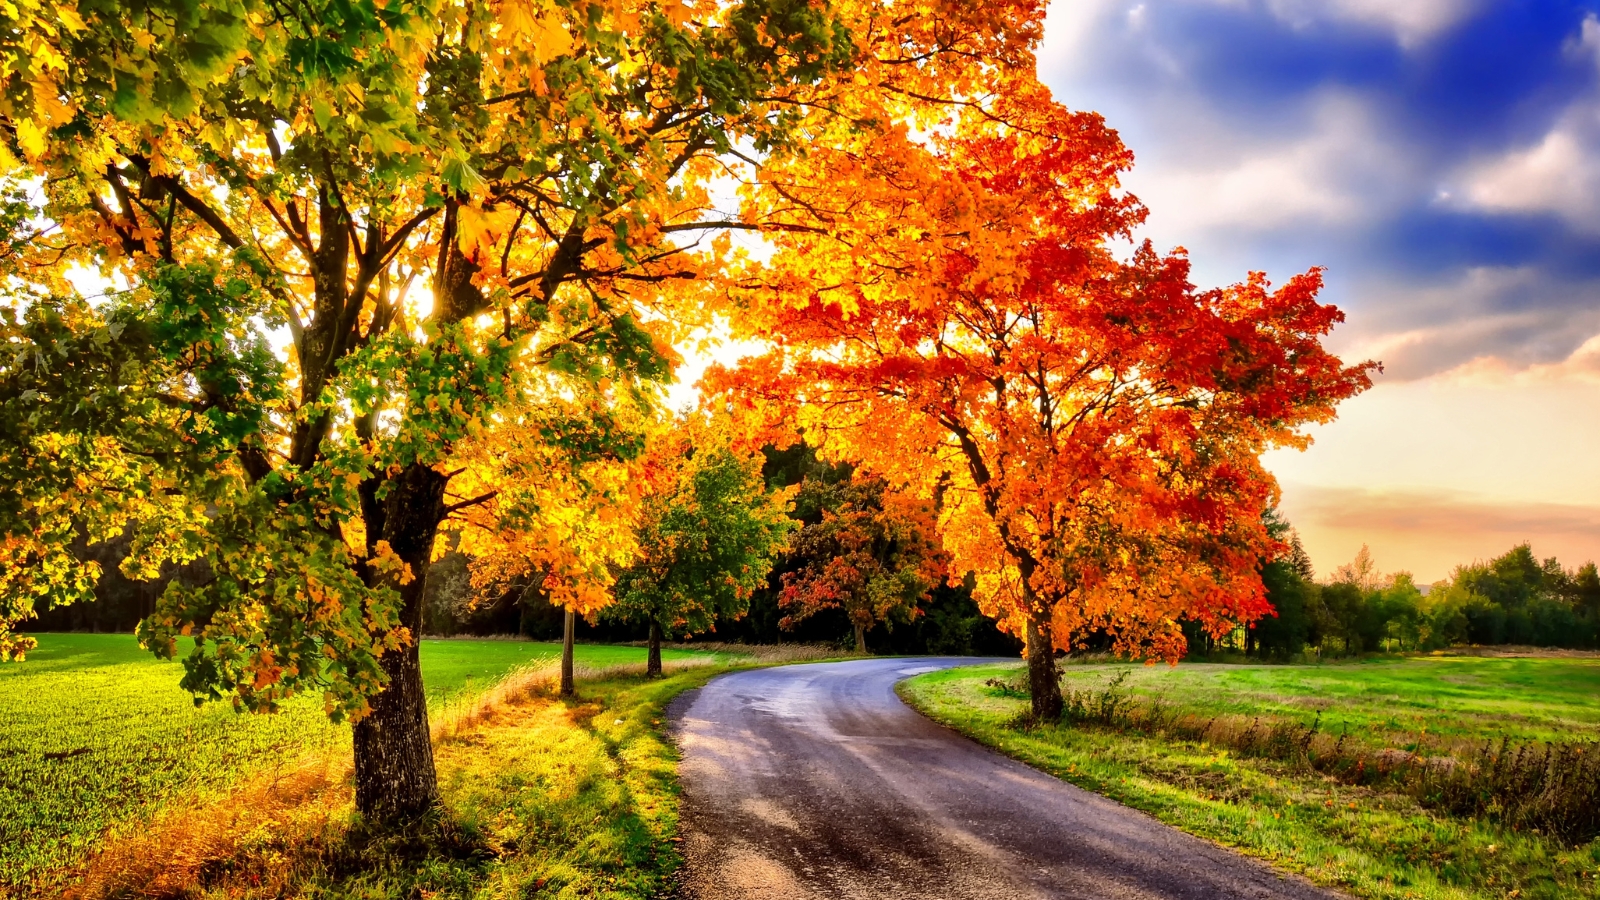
[
  {"x1": 456, "y1": 204, "x2": 518, "y2": 260},
  {"x1": 14, "y1": 118, "x2": 46, "y2": 160},
  {"x1": 499, "y1": 0, "x2": 574, "y2": 64},
  {"x1": 57, "y1": 5, "x2": 87, "y2": 33}
]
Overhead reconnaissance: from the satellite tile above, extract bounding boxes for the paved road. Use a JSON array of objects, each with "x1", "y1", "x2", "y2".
[{"x1": 670, "y1": 657, "x2": 1343, "y2": 900}]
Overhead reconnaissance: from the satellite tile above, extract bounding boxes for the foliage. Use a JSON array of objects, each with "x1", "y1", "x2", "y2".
[
  {"x1": 904, "y1": 662, "x2": 1600, "y2": 900},
  {"x1": 709, "y1": 79, "x2": 1372, "y2": 722},
  {"x1": 0, "y1": 0, "x2": 1050, "y2": 811},
  {"x1": 778, "y1": 475, "x2": 947, "y2": 652},
  {"x1": 603, "y1": 423, "x2": 793, "y2": 644},
  {"x1": 0, "y1": 633, "x2": 717, "y2": 892}
]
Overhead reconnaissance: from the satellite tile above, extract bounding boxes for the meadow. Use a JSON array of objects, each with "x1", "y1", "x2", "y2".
[
  {"x1": 902, "y1": 656, "x2": 1600, "y2": 900},
  {"x1": 0, "y1": 633, "x2": 725, "y2": 894}
]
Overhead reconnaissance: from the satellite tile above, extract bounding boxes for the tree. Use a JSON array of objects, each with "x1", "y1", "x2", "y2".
[
  {"x1": 604, "y1": 423, "x2": 792, "y2": 676},
  {"x1": 709, "y1": 87, "x2": 1374, "y2": 719},
  {"x1": 1251, "y1": 509, "x2": 1310, "y2": 658},
  {"x1": 1332, "y1": 544, "x2": 1384, "y2": 592},
  {"x1": 1574, "y1": 563, "x2": 1600, "y2": 619},
  {"x1": 778, "y1": 475, "x2": 948, "y2": 653},
  {"x1": 0, "y1": 0, "x2": 1052, "y2": 816}
]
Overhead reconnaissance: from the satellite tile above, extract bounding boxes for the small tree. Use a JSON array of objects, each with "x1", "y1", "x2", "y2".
[
  {"x1": 779, "y1": 476, "x2": 947, "y2": 653},
  {"x1": 605, "y1": 429, "x2": 792, "y2": 676}
]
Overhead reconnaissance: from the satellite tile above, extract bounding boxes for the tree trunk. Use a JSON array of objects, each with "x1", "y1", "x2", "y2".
[
  {"x1": 560, "y1": 608, "x2": 575, "y2": 697},
  {"x1": 853, "y1": 621, "x2": 867, "y2": 654},
  {"x1": 1025, "y1": 607, "x2": 1064, "y2": 722},
  {"x1": 647, "y1": 619, "x2": 662, "y2": 678},
  {"x1": 353, "y1": 463, "x2": 445, "y2": 820}
]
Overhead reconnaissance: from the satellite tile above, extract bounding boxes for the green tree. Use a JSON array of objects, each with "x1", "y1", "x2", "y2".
[
  {"x1": 605, "y1": 431, "x2": 793, "y2": 677},
  {"x1": 0, "y1": 0, "x2": 875, "y2": 818},
  {"x1": 1251, "y1": 509, "x2": 1311, "y2": 658},
  {"x1": 1574, "y1": 563, "x2": 1600, "y2": 619}
]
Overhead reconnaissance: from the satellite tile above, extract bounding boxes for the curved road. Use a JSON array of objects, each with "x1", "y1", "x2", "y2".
[{"x1": 670, "y1": 657, "x2": 1342, "y2": 900}]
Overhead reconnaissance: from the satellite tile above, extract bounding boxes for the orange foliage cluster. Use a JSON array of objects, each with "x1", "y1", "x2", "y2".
[{"x1": 708, "y1": 81, "x2": 1375, "y2": 675}]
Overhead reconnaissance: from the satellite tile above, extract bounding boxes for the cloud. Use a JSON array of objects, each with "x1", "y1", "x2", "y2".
[
  {"x1": 1127, "y1": 91, "x2": 1409, "y2": 235},
  {"x1": 1261, "y1": 0, "x2": 1479, "y2": 45},
  {"x1": 1279, "y1": 485, "x2": 1600, "y2": 580},
  {"x1": 1333, "y1": 266, "x2": 1600, "y2": 380},
  {"x1": 1451, "y1": 14, "x2": 1600, "y2": 232},
  {"x1": 1457, "y1": 127, "x2": 1600, "y2": 232}
]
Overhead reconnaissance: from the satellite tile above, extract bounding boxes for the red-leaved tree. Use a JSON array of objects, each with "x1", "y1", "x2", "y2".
[{"x1": 711, "y1": 87, "x2": 1376, "y2": 719}]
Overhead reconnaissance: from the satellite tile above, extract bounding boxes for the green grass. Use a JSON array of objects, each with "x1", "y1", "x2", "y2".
[
  {"x1": 160, "y1": 666, "x2": 728, "y2": 900},
  {"x1": 902, "y1": 658, "x2": 1600, "y2": 900},
  {"x1": 1044, "y1": 656, "x2": 1600, "y2": 745},
  {"x1": 0, "y1": 632, "x2": 720, "y2": 891}
]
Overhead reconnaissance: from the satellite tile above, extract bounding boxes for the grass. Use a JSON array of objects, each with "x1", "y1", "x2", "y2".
[
  {"x1": 0, "y1": 633, "x2": 724, "y2": 895},
  {"x1": 56, "y1": 646, "x2": 838, "y2": 899},
  {"x1": 64, "y1": 661, "x2": 726, "y2": 899},
  {"x1": 1041, "y1": 656, "x2": 1600, "y2": 745},
  {"x1": 901, "y1": 658, "x2": 1600, "y2": 900}
]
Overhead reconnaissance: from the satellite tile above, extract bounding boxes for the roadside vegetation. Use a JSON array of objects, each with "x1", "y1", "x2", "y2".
[
  {"x1": 0, "y1": 634, "x2": 740, "y2": 897},
  {"x1": 902, "y1": 657, "x2": 1600, "y2": 900}
]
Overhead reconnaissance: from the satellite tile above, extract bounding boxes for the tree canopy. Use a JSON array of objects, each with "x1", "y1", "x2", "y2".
[
  {"x1": 779, "y1": 475, "x2": 946, "y2": 653},
  {"x1": 708, "y1": 86, "x2": 1375, "y2": 718}
]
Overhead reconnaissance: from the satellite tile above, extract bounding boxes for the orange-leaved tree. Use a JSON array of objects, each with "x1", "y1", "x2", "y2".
[
  {"x1": 779, "y1": 474, "x2": 947, "y2": 653},
  {"x1": 709, "y1": 86, "x2": 1376, "y2": 719}
]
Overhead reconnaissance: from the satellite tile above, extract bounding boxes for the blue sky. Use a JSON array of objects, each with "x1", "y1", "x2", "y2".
[{"x1": 1035, "y1": 1, "x2": 1600, "y2": 580}]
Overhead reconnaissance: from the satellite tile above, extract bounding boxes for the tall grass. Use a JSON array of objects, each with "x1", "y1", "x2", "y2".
[{"x1": 989, "y1": 671, "x2": 1600, "y2": 845}]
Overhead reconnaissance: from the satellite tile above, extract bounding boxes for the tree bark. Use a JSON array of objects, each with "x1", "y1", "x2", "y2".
[
  {"x1": 647, "y1": 619, "x2": 663, "y2": 678},
  {"x1": 560, "y1": 608, "x2": 575, "y2": 697},
  {"x1": 853, "y1": 621, "x2": 867, "y2": 654},
  {"x1": 1024, "y1": 605, "x2": 1064, "y2": 722},
  {"x1": 352, "y1": 463, "x2": 445, "y2": 820}
]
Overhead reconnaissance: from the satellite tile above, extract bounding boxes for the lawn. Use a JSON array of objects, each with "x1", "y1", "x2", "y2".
[
  {"x1": 901, "y1": 657, "x2": 1600, "y2": 900},
  {"x1": 0, "y1": 633, "x2": 722, "y2": 894},
  {"x1": 1043, "y1": 655, "x2": 1600, "y2": 745}
]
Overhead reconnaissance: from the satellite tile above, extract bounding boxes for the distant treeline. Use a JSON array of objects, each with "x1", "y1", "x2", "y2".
[{"x1": 1198, "y1": 514, "x2": 1600, "y2": 658}]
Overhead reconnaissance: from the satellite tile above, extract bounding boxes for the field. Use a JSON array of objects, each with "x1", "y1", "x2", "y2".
[
  {"x1": 1056, "y1": 655, "x2": 1600, "y2": 745},
  {"x1": 0, "y1": 633, "x2": 724, "y2": 893},
  {"x1": 902, "y1": 657, "x2": 1600, "y2": 900}
]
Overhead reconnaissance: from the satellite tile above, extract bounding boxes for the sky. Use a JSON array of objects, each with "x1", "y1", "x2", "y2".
[{"x1": 1032, "y1": 0, "x2": 1600, "y2": 582}]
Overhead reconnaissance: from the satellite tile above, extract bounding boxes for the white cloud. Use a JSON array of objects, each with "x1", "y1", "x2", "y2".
[
  {"x1": 1564, "y1": 13, "x2": 1600, "y2": 70},
  {"x1": 1127, "y1": 91, "x2": 1410, "y2": 235},
  {"x1": 1450, "y1": 14, "x2": 1600, "y2": 232},
  {"x1": 1456, "y1": 127, "x2": 1600, "y2": 232},
  {"x1": 1260, "y1": 0, "x2": 1478, "y2": 45}
]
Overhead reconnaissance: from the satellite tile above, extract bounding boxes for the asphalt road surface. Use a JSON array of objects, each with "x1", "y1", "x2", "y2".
[{"x1": 670, "y1": 657, "x2": 1343, "y2": 900}]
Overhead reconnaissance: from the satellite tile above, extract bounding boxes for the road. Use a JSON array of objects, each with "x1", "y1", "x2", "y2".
[{"x1": 669, "y1": 657, "x2": 1343, "y2": 900}]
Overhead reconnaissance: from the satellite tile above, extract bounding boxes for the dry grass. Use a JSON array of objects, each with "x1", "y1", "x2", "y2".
[
  {"x1": 430, "y1": 655, "x2": 723, "y2": 743},
  {"x1": 56, "y1": 755, "x2": 352, "y2": 900},
  {"x1": 1433, "y1": 646, "x2": 1600, "y2": 659}
]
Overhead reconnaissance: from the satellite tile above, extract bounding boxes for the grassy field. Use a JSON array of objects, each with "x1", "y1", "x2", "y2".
[
  {"x1": 0, "y1": 633, "x2": 723, "y2": 893},
  {"x1": 1040, "y1": 656, "x2": 1600, "y2": 745},
  {"x1": 902, "y1": 657, "x2": 1600, "y2": 900},
  {"x1": 66, "y1": 663, "x2": 733, "y2": 900}
]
